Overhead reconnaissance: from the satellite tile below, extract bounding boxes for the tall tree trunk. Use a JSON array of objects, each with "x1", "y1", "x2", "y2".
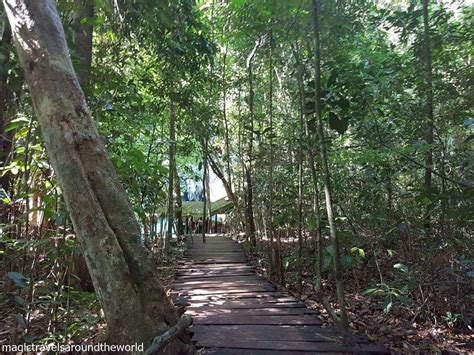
[
  {"x1": 294, "y1": 44, "x2": 323, "y2": 283},
  {"x1": 267, "y1": 30, "x2": 277, "y2": 282},
  {"x1": 308, "y1": 153, "x2": 322, "y2": 281},
  {"x1": 311, "y1": 0, "x2": 349, "y2": 333},
  {"x1": 4, "y1": 1, "x2": 192, "y2": 351},
  {"x1": 202, "y1": 138, "x2": 208, "y2": 243},
  {"x1": 293, "y1": 43, "x2": 305, "y2": 294},
  {"x1": 166, "y1": 99, "x2": 176, "y2": 249},
  {"x1": 245, "y1": 39, "x2": 260, "y2": 247},
  {"x1": 237, "y1": 83, "x2": 245, "y2": 229},
  {"x1": 222, "y1": 48, "x2": 232, "y2": 189},
  {"x1": 421, "y1": 0, "x2": 434, "y2": 237}
]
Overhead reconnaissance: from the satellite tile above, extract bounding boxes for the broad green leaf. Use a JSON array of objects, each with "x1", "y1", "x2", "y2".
[
  {"x1": 7, "y1": 271, "x2": 29, "y2": 288},
  {"x1": 393, "y1": 263, "x2": 409, "y2": 273}
]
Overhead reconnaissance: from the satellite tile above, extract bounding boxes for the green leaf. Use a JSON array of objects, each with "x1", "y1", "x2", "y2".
[
  {"x1": 328, "y1": 112, "x2": 349, "y2": 134},
  {"x1": 313, "y1": 277, "x2": 321, "y2": 290},
  {"x1": 383, "y1": 297, "x2": 393, "y2": 314},
  {"x1": 13, "y1": 295, "x2": 26, "y2": 307},
  {"x1": 12, "y1": 314, "x2": 27, "y2": 328},
  {"x1": 341, "y1": 255, "x2": 353, "y2": 269},
  {"x1": 393, "y1": 263, "x2": 409, "y2": 273},
  {"x1": 363, "y1": 287, "x2": 380, "y2": 295},
  {"x1": 351, "y1": 247, "x2": 365, "y2": 258},
  {"x1": 7, "y1": 271, "x2": 29, "y2": 288},
  {"x1": 5, "y1": 116, "x2": 29, "y2": 132},
  {"x1": 395, "y1": 295, "x2": 413, "y2": 305}
]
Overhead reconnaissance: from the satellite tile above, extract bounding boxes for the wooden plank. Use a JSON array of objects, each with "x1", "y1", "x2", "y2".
[
  {"x1": 192, "y1": 315, "x2": 322, "y2": 326},
  {"x1": 193, "y1": 339, "x2": 362, "y2": 352},
  {"x1": 176, "y1": 267, "x2": 255, "y2": 276},
  {"x1": 172, "y1": 285, "x2": 276, "y2": 294},
  {"x1": 171, "y1": 286, "x2": 276, "y2": 296},
  {"x1": 186, "y1": 307, "x2": 317, "y2": 316},
  {"x1": 174, "y1": 275, "x2": 263, "y2": 282},
  {"x1": 192, "y1": 324, "x2": 338, "y2": 334},
  {"x1": 185, "y1": 259, "x2": 248, "y2": 264},
  {"x1": 191, "y1": 325, "x2": 341, "y2": 342},
  {"x1": 172, "y1": 279, "x2": 271, "y2": 289},
  {"x1": 183, "y1": 299, "x2": 306, "y2": 310},
  {"x1": 176, "y1": 265, "x2": 254, "y2": 272},
  {"x1": 175, "y1": 298, "x2": 299, "y2": 307},
  {"x1": 199, "y1": 348, "x2": 326, "y2": 355},
  {"x1": 175, "y1": 272, "x2": 256, "y2": 280},
  {"x1": 174, "y1": 291, "x2": 287, "y2": 301},
  {"x1": 184, "y1": 242, "x2": 239, "y2": 245},
  {"x1": 185, "y1": 247, "x2": 242, "y2": 250},
  {"x1": 176, "y1": 271, "x2": 254, "y2": 278},
  {"x1": 196, "y1": 339, "x2": 388, "y2": 353},
  {"x1": 185, "y1": 251, "x2": 243, "y2": 255}
]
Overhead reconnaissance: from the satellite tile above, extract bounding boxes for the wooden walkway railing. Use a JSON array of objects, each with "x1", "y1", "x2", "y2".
[{"x1": 171, "y1": 234, "x2": 388, "y2": 354}]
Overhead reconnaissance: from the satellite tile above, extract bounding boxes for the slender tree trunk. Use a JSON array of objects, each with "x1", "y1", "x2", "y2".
[
  {"x1": 4, "y1": 1, "x2": 192, "y2": 351},
  {"x1": 202, "y1": 138, "x2": 208, "y2": 243},
  {"x1": 267, "y1": 30, "x2": 277, "y2": 281},
  {"x1": 237, "y1": 84, "x2": 246, "y2": 230},
  {"x1": 174, "y1": 167, "x2": 184, "y2": 237},
  {"x1": 205, "y1": 159, "x2": 211, "y2": 233},
  {"x1": 222, "y1": 48, "x2": 232, "y2": 190},
  {"x1": 166, "y1": 99, "x2": 176, "y2": 249},
  {"x1": 421, "y1": 0, "x2": 434, "y2": 237},
  {"x1": 311, "y1": 0, "x2": 349, "y2": 333},
  {"x1": 245, "y1": 39, "x2": 260, "y2": 247},
  {"x1": 293, "y1": 43, "x2": 305, "y2": 294},
  {"x1": 294, "y1": 43, "x2": 322, "y2": 283},
  {"x1": 308, "y1": 153, "x2": 322, "y2": 281}
]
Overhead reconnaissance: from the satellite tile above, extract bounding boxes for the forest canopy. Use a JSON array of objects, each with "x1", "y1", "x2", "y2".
[{"x1": 0, "y1": 0, "x2": 472, "y2": 353}]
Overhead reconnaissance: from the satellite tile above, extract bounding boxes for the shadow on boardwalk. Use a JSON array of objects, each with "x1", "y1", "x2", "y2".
[{"x1": 171, "y1": 234, "x2": 388, "y2": 354}]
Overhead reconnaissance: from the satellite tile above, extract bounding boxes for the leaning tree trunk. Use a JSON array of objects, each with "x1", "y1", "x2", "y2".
[
  {"x1": 3, "y1": 1, "x2": 192, "y2": 352},
  {"x1": 311, "y1": 0, "x2": 349, "y2": 333}
]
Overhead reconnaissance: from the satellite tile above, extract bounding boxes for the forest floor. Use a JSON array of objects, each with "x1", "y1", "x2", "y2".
[
  {"x1": 1, "y1": 234, "x2": 471, "y2": 352},
  {"x1": 238, "y1": 233, "x2": 473, "y2": 353}
]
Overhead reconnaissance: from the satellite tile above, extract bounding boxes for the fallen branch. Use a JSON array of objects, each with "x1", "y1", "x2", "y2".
[{"x1": 145, "y1": 314, "x2": 193, "y2": 354}]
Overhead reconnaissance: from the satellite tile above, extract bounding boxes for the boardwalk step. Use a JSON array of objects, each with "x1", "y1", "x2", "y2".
[{"x1": 171, "y1": 234, "x2": 386, "y2": 353}]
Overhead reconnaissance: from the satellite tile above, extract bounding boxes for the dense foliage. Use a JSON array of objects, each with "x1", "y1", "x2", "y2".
[{"x1": 0, "y1": 0, "x2": 472, "y2": 351}]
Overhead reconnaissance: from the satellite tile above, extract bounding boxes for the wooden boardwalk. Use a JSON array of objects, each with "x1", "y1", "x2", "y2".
[{"x1": 171, "y1": 235, "x2": 387, "y2": 354}]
